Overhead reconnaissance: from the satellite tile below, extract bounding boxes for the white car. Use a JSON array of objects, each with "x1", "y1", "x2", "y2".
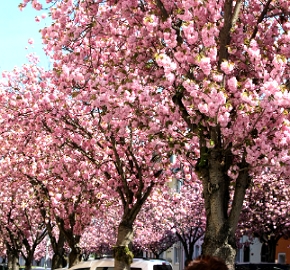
[{"x1": 67, "y1": 258, "x2": 173, "y2": 270}]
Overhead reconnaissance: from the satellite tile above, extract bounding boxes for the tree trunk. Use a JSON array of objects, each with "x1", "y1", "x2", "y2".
[
  {"x1": 56, "y1": 217, "x2": 82, "y2": 268},
  {"x1": 68, "y1": 246, "x2": 82, "y2": 268},
  {"x1": 50, "y1": 232, "x2": 67, "y2": 270},
  {"x1": 7, "y1": 250, "x2": 19, "y2": 270},
  {"x1": 176, "y1": 228, "x2": 203, "y2": 261},
  {"x1": 261, "y1": 236, "x2": 279, "y2": 263},
  {"x1": 199, "y1": 144, "x2": 249, "y2": 270},
  {"x1": 268, "y1": 237, "x2": 278, "y2": 263},
  {"x1": 51, "y1": 253, "x2": 67, "y2": 270},
  {"x1": 24, "y1": 252, "x2": 34, "y2": 270},
  {"x1": 154, "y1": 253, "x2": 160, "y2": 259},
  {"x1": 202, "y1": 225, "x2": 237, "y2": 269},
  {"x1": 114, "y1": 221, "x2": 134, "y2": 270},
  {"x1": 49, "y1": 230, "x2": 67, "y2": 270}
]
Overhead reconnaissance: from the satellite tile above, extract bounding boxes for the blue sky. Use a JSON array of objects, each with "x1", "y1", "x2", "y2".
[{"x1": 0, "y1": 1, "x2": 51, "y2": 72}]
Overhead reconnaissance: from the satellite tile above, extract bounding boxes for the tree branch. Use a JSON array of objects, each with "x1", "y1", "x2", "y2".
[
  {"x1": 231, "y1": 0, "x2": 243, "y2": 27},
  {"x1": 172, "y1": 88, "x2": 198, "y2": 133},
  {"x1": 218, "y1": 0, "x2": 243, "y2": 66},
  {"x1": 155, "y1": 0, "x2": 169, "y2": 21},
  {"x1": 250, "y1": 0, "x2": 273, "y2": 40},
  {"x1": 218, "y1": 0, "x2": 234, "y2": 65}
]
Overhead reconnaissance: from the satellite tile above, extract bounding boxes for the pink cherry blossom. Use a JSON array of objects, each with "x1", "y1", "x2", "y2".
[
  {"x1": 220, "y1": 60, "x2": 235, "y2": 74},
  {"x1": 10, "y1": 0, "x2": 290, "y2": 267},
  {"x1": 28, "y1": 38, "x2": 34, "y2": 45},
  {"x1": 198, "y1": 57, "x2": 211, "y2": 76}
]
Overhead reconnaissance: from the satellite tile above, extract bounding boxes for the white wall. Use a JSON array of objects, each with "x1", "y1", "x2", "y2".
[
  {"x1": 163, "y1": 239, "x2": 203, "y2": 270},
  {"x1": 236, "y1": 236, "x2": 262, "y2": 264}
]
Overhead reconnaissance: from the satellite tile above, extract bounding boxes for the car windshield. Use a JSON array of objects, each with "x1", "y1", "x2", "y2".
[
  {"x1": 153, "y1": 265, "x2": 173, "y2": 270},
  {"x1": 235, "y1": 264, "x2": 290, "y2": 270}
]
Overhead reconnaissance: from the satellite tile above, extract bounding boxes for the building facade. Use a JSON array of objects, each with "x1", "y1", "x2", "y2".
[{"x1": 235, "y1": 236, "x2": 290, "y2": 264}]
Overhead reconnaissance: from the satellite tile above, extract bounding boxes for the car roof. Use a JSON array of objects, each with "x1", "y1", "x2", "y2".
[
  {"x1": 69, "y1": 258, "x2": 172, "y2": 270},
  {"x1": 70, "y1": 261, "x2": 102, "y2": 269}
]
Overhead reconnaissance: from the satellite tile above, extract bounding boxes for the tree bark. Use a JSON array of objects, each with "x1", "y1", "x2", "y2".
[
  {"x1": 51, "y1": 253, "x2": 67, "y2": 270},
  {"x1": 50, "y1": 231, "x2": 67, "y2": 270},
  {"x1": 268, "y1": 237, "x2": 278, "y2": 263},
  {"x1": 68, "y1": 246, "x2": 82, "y2": 268},
  {"x1": 261, "y1": 236, "x2": 279, "y2": 263},
  {"x1": 176, "y1": 227, "x2": 203, "y2": 261},
  {"x1": 24, "y1": 252, "x2": 34, "y2": 270},
  {"x1": 56, "y1": 216, "x2": 82, "y2": 268},
  {"x1": 200, "y1": 146, "x2": 249, "y2": 270},
  {"x1": 114, "y1": 221, "x2": 134, "y2": 270},
  {"x1": 202, "y1": 225, "x2": 237, "y2": 269},
  {"x1": 7, "y1": 249, "x2": 19, "y2": 270}
]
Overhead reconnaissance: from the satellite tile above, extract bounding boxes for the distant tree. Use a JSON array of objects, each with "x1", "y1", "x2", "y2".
[
  {"x1": 238, "y1": 174, "x2": 290, "y2": 262},
  {"x1": 169, "y1": 183, "x2": 205, "y2": 261},
  {"x1": 0, "y1": 63, "x2": 106, "y2": 268},
  {"x1": 0, "y1": 178, "x2": 47, "y2": 270}
]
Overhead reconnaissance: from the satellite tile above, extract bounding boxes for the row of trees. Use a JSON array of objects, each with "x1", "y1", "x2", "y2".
[
  {"x1": 0, "y1": 156, "x2": 289, "y2": 270},
  {"x1": 0, "y1": 157, "x2": 204, "y2": 270},
  {"x1": 1, "y1": 0, "x2": 289, "y2": 269}
]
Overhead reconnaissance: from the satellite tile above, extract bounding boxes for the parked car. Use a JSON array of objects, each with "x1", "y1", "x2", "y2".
[
  {"x1": 0, "y1": 264, "x2": 7, "y2": 270},
  {"x1": 66, "y1": 258, "x2": 173, "y2": 270},
  {"x1": 235, "y1": 263, "x2": 290, "y2": 270},
  {"x1": 19, "y1": 267, "x2": 51, "y2": 270}
]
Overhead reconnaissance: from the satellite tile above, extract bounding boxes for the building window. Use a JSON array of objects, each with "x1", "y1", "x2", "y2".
[
  {"x1": 174, "y1": 247, "x2": 180, "y2": 264},
  {"x1": 278, "y1": 253, "x2": 286, "y2": 264},
  {"x1": 261, "y1": 243, "x2": 269, "y2": 262},
  {"x1": 235, "y1": 248, "x2": 241, "y2": 263},
  {"x1": 243, "y1": 246, "x2": 250, "y2": 262},
  {"x1": 194, "y1": 245, "x2": 200, "y2": 258}
]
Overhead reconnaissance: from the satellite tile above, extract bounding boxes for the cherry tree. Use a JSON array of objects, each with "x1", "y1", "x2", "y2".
[
  {"x1": 0, "y1": 57, "x2": 171, "y2": 270},
  {"x1": 19, "y1": 0, "x2": 290, "y2": 268},
  {"x1": 0, "y1": 62, "x2": 111, "y2": 268},
  {"x1": 134, "y1": 198, "x2": 177, "y2": 258},
  {"x1": 134, "y1": 181, "x2": 204, "y2": 260},
  {"x1": 0, "y1": 133, "x2": 105, "y2": 269},
  {"x1": 238, "y1": 174, "x2": 290, "y2": 262},
  {"x1": 5, "y1": 23, "x2": 175, "y2": 270},
  {"x1": 36, "y1": 107, "x2": 172, "y2": 270},
  {"x1": 80, "y1": 208, "x2": 119, "y2": 258},
  {"x1": 0, "y1": 195, "x2": 23, "y2": 270},
  {"x1": 134, "y1": 227, "x2": 177, "y2": 259},
  {"x1": 167, "y1": 182, "x2": 205, "y2": 261},
  {"x1": 0, "y1": 177, "x2": 47, "y2": 270}
]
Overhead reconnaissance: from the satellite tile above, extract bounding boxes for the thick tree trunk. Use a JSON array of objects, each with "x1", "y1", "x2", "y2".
[
  {"x1": 199, "y1": 143, "x2": 249, "y2": 270},
  {"x1": 261, "y1": 236, "x2": 279, "y2": 263},
  {"x1": 24, "y1": 252, "x2": 34, "y2": 270},
  {"x1": 202, "y1": 225, "x2": 237, "y2": 269},
  {"x1": 7, "y1": 250, "x2": 19, "y2": 270},
  {"x1": 49, "y1": 230, "x2": 67, "y2": 270},
  {"x1": 51, "y1": 253, "x2": 67, "y2": 270},
  {"x1": 68, "y1": 246, "x2": 82, "y2": 268},
  {"x1": 267, "y1": 238, "x2": 278, "y2": 263},
  {"x1": 114, "y1": 221, "x2": 134, "y2": 270}
]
